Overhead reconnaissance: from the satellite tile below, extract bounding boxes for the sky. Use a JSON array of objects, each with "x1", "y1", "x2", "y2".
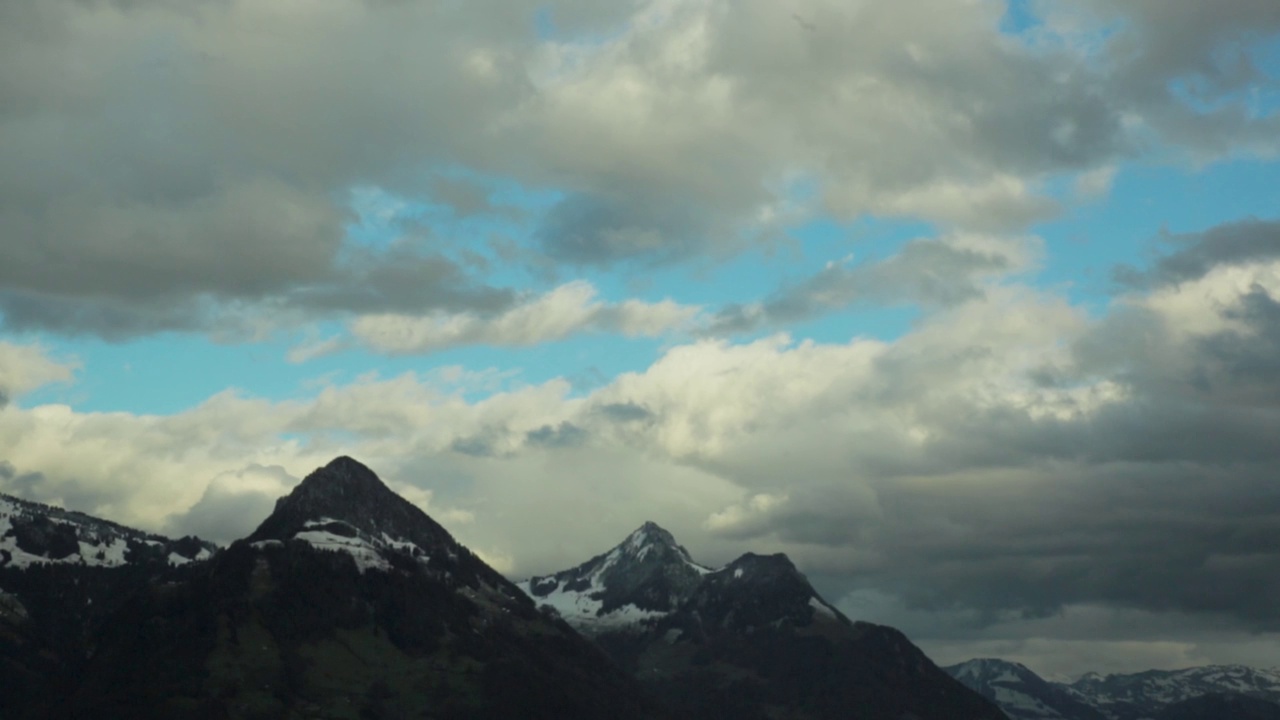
[{"x1": 2, "y1": 0, "x2": 1280, "y2": 680}]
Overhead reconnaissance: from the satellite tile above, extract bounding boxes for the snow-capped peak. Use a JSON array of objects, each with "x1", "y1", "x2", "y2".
[
  {"x1": 518, "y1": 525, "x2": 849, "y2": 637},
  {"x1": 517, "y1": 522, "x2": 712, "y2": 634}
]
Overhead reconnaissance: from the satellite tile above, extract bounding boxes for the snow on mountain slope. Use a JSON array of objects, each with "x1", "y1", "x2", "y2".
[
  {"x1": 0, "y1": 494, "x2": 213, "y2": 569},
  {"x1": 516, "y1": 521, "x2": 713, "y2": 633},
  {"x1": 526, "y1": 524, "x2": 1008, "y2": 720},
  {"x1": 947, "y1": 658, "x2": 1107, "y2": 720},
  {"x1": 285, "y1": 516, "x2": 431, "y2": 573},
  {"x1": 1069, "y1": 665, "x2": 1280, "y2": 720},
  {"x1": 949, "y1": 658, "x2": 1280, "y2": 720}
]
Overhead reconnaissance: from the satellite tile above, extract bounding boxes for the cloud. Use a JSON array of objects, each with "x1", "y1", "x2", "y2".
[
  {"x1": 1114, "y1": 218, "x2": 1280, "y2": 289},
  {"x1": 839, "y1": 592, "x2": 1280, "y2": 678},
  {"x1": 1066, "y1": 0, "x2": 1280, "y2": 157},
  {"x1": 0, "y1": 342, "x2": 77, "y2": 403},
  {"x1": 706, "y1": 234, "x2": 1042, "y2": 334},
  {"x1": 536, "y1": 191, "x2": 717, "y2": 266},
  {"x1": 594, "y1": 402, "x2": 654, "y2": 423},
  {"x1": 168, "y1": 464, "x2": 300, "y2": 545},
  {"x1": 348, "y1": 281, "x2": 699, "y2": 354},
  {"x1": 10, "y1": 0, "x2": 1270, "y2": 338},
  {"x1": 525, "y1": 422, "x2": 588, "y2": 449}
]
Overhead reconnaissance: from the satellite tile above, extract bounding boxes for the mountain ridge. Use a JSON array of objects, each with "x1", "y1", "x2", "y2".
[
  {"x1": 523, "y1": 521, "x2": 1008, "y2": 720},
  {"x1": 3, "y1": 458, "x2": 667, "y2": 719},
  {"x1": 946, "y1": 657, "x2": 1280, "y2": 720}
]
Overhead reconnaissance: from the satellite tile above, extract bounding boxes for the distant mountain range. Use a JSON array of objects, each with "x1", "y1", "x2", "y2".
[
  {"x1": 946, "y1": 658, "x2": 1280, "y2": 720},
  {"x1": 519, "y1": 521, "x2": 1007, "y2": 720},
  {"x1": 0, "y1": 456, "x2": 1001, "y2": 719}
]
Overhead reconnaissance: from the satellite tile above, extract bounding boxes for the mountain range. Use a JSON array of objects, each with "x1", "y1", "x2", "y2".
[
  {"x1": 946, "y1": 658, "x2": 1280, "y2": 720},
  {"x1": 1, "y1": 456, "x2": 1272, "y2": 719},
  {"x1": 519, "y1": 521, "x2": 1007, "y2": 720},
  {"x1": 3, "y1": 458, "x2": 662, "y2": 719},
  {"x1": 0, "y1": 456, "x2": 1001, "y2": 720}
]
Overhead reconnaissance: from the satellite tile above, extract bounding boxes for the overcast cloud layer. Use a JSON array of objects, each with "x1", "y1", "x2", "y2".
[{"x1": 2, "y1": 0, "x2": 1280, "y2": 678}]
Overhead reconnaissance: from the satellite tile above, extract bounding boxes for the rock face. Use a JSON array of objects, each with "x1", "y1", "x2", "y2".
[
  {"x1": 520, "y1": 522, "x2": 1009, "y2": 720},
  {"x1": 946, "y1": 658, "x2": 1280, "y2": 720},
  {"x1": 3, "y1": 458, "x2": 664, "y2": 720}
]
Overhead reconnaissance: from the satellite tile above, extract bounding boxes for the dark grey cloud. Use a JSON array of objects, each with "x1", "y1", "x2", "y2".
[
  {"x1": 537, "y1": 192, "x2": 715, "y2": 266},
  {"x1": 856, "y1": 463, "x2": 1280, "y2": 630},
  {"x1": 659, "y1": 230, "x2": 1280, "y2": 639},
  {"x1": 594, "y1": 402, "x2": 654, "y2": 423},
  {"x1": 1114, "y1": 219, "x2": 1280, "y2": 290},
  {"x1": 2, "y1": 0, "x2": 1271, "y2": 339},
  {"x1": 707, "y1": 236, "x2": 1027, "y2": 335},
  {"x1": 0, "y1": 0, "x2": 543, "y2": 338},
  {"x1": 525, "y1": 421, "x2": 587, "y2": 448},
  {"x1": 1201, "y1": 288, "x2": 1280, "y2": 400},
  {"x1": 1082, "y1": 0, "x2": 1280, "y2": 155},
  {"x1": 286, "y1": 248, "x2": 516, "y2": 317},
  {"x1": 0, "y1": 460, "x2": 71, "y2": 505},
  {"x1": 0, "y1": 249, "x2": 515, "y2": 340},
  {"x1": 449, "y1": 434, "x2": 501, "y2": 459}
]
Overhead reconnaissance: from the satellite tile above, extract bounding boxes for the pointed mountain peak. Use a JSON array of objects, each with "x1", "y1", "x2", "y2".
[
  {"x1": 302, "y1": 455, "x2": 390, "y2": 494},
  {"x1": 948, "y1": 658, "x2": 1038, "y2": 683},
  {"x1": 244, "y1": 458, "x2": 456, "y2": 564},
  {"x1": 621, "y1": 521, "x2": 682, "y2": 554},
  {"x1": 518, "y1": 522, "x2": 712, "y2": 632}
]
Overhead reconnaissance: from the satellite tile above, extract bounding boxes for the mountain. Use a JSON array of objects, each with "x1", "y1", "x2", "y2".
[
  {"x1": 947, "y1": 660, "x2": 1280, "y2": 720},
  {"x1": 1069, "y1": 665, "x2": 1280, "y2": 720},
  {"x1": 519, "y1": 522, "x2": 1009, "y2": 720},
  {"x1": 0, "y1": 493, "x2": 219, "y2": 715},
  {"x1": 38, "y1": 456, "x2": 664, "y2": 720},
  {"x1": 1, "y1": 493, "x2": 214, "y2": 569},
  {"x1": 945, "y1": 659, "x2": 1108, "y2": 720}
]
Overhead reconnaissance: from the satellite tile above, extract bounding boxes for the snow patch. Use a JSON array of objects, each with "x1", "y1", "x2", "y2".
[
  {"x1": 809, "y1": 596, "x2": 837, "y2": 620},
  {"x1": 293, "y1": 530, "x2": 391, "y2": 573}
]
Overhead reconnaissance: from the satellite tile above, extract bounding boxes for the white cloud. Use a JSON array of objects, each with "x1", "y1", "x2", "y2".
[
  {"x1": 0, "y1": 342, "x2": 77, "y2": 403},
  {"x1": 349, "y1": 281, "x2": 700, "y2": 354}
]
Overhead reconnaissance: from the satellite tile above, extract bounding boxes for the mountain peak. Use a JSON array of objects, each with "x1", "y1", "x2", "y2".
[
  {"x1": 621, "y1": 521, "x2": 683, "y2": 556},
  {"x1": 243, "y1": 457, "x2": 456, "y2": 571},
  {"x1": 518, "y1": 522, "x2": 714, "y2": 632},
  {"x1": 307, "y1": 455, "x2": 390, "y2": 494}
]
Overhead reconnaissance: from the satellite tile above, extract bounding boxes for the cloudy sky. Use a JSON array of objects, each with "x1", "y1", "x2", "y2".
[{"x1": 2, "y1": 0, "x2": 1280, "y2": 679}]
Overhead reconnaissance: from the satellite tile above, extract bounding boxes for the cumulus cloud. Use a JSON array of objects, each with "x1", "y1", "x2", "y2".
[
  {"x1": 169, "y1": 464, "x2": 300, "y2": 544},
  {"x1": 0, "y1": 342, "x2": 77, "y2": 404},
  {"x1": 5, "y1": 0, "x2": 1273, "y2": 338},
  {"x1": 348, "y1": 281, "x2": 699, "y2": 354}
]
